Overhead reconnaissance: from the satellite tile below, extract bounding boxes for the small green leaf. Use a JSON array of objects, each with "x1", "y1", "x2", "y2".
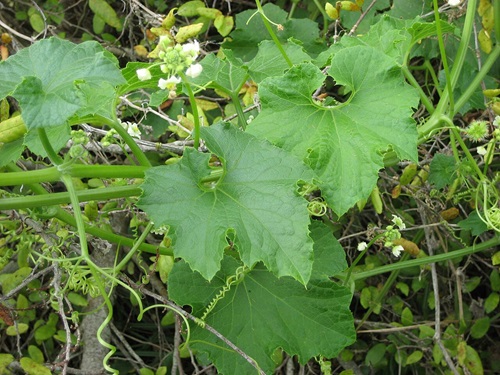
[
  {"x1": 492, "y1": 251, "x2": 500, "y2": 265},
  {"x1": 89, "y1": 0, "x2": 122, "y2": 31},
  {"x1": 458, "y1": 211, "x2": 489, "y2": 236},
  {"x1": 67, "y1": 292, "x2": 88, "y2": 307},
  {"x1": 6, "y1": 323, "x2": 29, "y2": 336},
  {"x1": 484, "y1": 292, "x2": 499, "y2": 313},
  {"x1": 418, "y1": 325, "x2": 435, "y2": 339},
  {"x1": 401, "y1": 307, "x2": 414, "y2": 326},
  {"x1": 396, "y1": 282, "x2": 409, "y2": 296},
  {"x1": 20, "y1": 357, "x2": 51, "y2": 375},
  {"x1": 139, "y1": 368, "x2": 155, "y2": 375},
  {"x1": 365, "y1": 343, "x2": 386, "y2": 366},
  {"x1": 28, "y1": 345, "x2": 44, "y2": 364},
  {"x1": 406, "y1": 350, "x2": 423, "y2": 365},
  {"x1": 0, "y1": 353, "x2": 14, "y2": 373},
  {"x1": 470, "y1": 317, "x2": 490, "y2": 339},
  {"x1": 34, "y1": 324, "x2": 56, "y2": 342},
  {"x1": 177, "y1": 1, "x2": 205, "y2": 17},
  {"x1": 92, "y1": 14, "x2": 106, "y2": 34},
  {"x1": 428, "y1": 153, "x2": 456, "y2": 189},
  {"x1": 464, "y1": 276, "x2": 481, "y2": 293},
  {"x1": 2, "y1": 267, "x2": 32, "y2": 294},
  {"x1": 28, "y1": 10, "x2": 45, "y2": 33},
  {"x1": 156, "y1": 367, "x2": 167, "y2": 375}
]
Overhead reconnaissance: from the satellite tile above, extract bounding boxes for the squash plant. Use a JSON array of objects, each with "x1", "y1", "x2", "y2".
[{"x1": 0, "y1": 0, "x2": 499, "y2": 373}]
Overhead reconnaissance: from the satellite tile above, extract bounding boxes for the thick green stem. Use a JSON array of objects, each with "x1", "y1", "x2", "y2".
[
  {"x1": 0, "y1": 185, "x2": 142, "y2": 210},
  {"x1": 254, "y1": 0, "x2": 293, "y2": 67},
  {"x1": 181, "y1": 72, "x2": 201, "y2": 149},
  {"x1": 433, "y1": 0, "x2": 454, "y2": 114},
  {"x1": 348, "y1": 236, "x2": 500, "y2": 281},
  {"x1": 229, "y1": 92, "x2": 248, "y2": 130},
  {"x1": 455, "y1": 44, "x2": 500, "y2": 112},
  {"x1": 97, "y1": 116, "x2": 151, "y2": 167},
  {"x1": 0, "y1": 164, "x2": 146, "y2": 186},
  {"x1": 38, "y1": 128, "x2": 64, "y2": 165},
  {"x1": 402, "y1": 65, "x2": 434, "y2": 114}
]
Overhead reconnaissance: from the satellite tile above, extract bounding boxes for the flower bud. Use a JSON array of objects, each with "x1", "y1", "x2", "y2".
[
  {"x1": 185, "y1": 63, "x2": 203, "y2": 78},
  {"x1": 136, "y1": 68, "x2": 152, "y2": 81}
]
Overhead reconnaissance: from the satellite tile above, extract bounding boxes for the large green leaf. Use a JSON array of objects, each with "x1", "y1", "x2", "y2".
[
  {"x1": 168, "y1": 256, "x2": 355, "y2": 374},
  {"x1": 138, "y1": 122, "x2": 315, "y2": 284},
  {"x1": 0, "y1": 38, "x2": 125, "y2": 129},
  {"x1": 248, "y1": 47, "x2": 419, "y2": 215},
  {"x1": 189, "y1": 53, "x2": 248, "y2": 94},
  {"x1": 222, "y1": 3, "x2": 324, "y2": 62},
  {"x1": 247, "y1": 40, "x2": 311, "y2": 83}
]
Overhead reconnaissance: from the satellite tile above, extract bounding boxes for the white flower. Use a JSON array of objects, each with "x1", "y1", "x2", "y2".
[
  {"x1": 477, "y1": 146, "x2": 487, "y2": 155},
  {"x1": 493, "y1": 116, "x2": 500, "y2": 127},
  {"x1": 182, "y1": 40, "x2": 200, "y2": 59},
  {"x1": 447, "y1": 0, "x2": 461, "y2": 6},
  {"x1": 392, "y1": 245, "x2": 404, "y2": 257},
  {"x1": 185, "y1": 63, "x2": 203, "y2": 78},
  {"x1": 158, "y1": 75, "x2": 181, "y2": 90},
  {"x1": 357, "y1": 242, "x2": 368, "y2": 251},
  {"x1": 391, "y1": 215, "x2": 406, "y2": 230},
  {"x1": 121, "y1": 121, "x2": 141, "y2": 138},
  {"x1": 136, "y1": 68, "x2": 152, "y2": 81}
]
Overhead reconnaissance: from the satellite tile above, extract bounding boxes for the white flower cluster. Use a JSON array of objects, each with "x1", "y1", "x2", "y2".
[
  {"x1": 357, "y1": 215, "x2": 406, "y2": 257},
  {"x1": 136, "y1": 39, "x2": 203, "y2": 97}
]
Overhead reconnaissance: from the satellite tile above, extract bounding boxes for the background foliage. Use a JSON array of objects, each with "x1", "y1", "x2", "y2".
[{"x1": 0, "y1": 0, "x2": 499, "y2": 374}]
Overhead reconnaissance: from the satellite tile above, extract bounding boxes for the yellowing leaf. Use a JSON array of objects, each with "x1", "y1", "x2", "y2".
[
  {"x1": 175, "y1": 23, "x2": 203, "y2": 43},
  {"x1": 20, "y1": 357, "x2": 51, "y2": 375},
  {"x1": 214, "y1": 15, "x2": 234, "y2": 37},
  {"x1": 478, "y1": 29, "x2": 492, "y2": 54},
  {"x1": 177, "y1": 1, "x2": 205, "y2": 17},
  {"x1": 6, "y1": 323, "x2": 29, "y2": 336},
  {"x1": 89, "y1": 0, "x2": 122, "y2": 31}
]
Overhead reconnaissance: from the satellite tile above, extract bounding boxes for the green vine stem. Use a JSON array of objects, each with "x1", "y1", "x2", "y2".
[
  {"x1": 96, "y1": 115, "x2": 151, "y2": 168},
  {"x1": 2, "y1": 163, "x2": 171, "y2": 256},
  {"x1": 254, "y1": 0, "x2": 293, "y2": 68},
  {"x1": 0, "y1": 164, "x2": 147, "y2": 186},
  {"x1": 229, "y1": 91, "x2": 248, "y2": 130},
  {"x1": 0, "y1": 185, "x2": 141, "y2": 210},
  {"x1": 433, "y1": 0, "x2": 454, "y2": 114},
  {"x1": 38, "y1": 128, "x2": 64, "y2": 165},
  {"x1": 180, "y1": 72, "x2": 201, "y2": 149},
  {"x1": 346, "y1": 235, "x2": 500, "y2": 281}
]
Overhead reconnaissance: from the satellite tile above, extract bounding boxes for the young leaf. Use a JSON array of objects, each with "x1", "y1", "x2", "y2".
[
  {"x1": 168, "y1": 257, "x2": 355, "y2": 374},
  {"x1": 138, "y1": 122, "x2": 315, "y2": 284},
  {"x1": 248, "y1": 51, "x2": 418, "y2": 215},
  {"x1": 0, "y1": 38, "x2": 125, "y2": 129}
]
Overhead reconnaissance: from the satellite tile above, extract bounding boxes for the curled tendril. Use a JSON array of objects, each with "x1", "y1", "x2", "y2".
[
  {"x1": 201, "y1": 266, "x2": 249, "y2": 321},
  {"x1": 307, "y1": 198, "x2": 328, "y2": 216},
  {"x1": 476, "y1": 179, "x2": 500, "y2": 233}
]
